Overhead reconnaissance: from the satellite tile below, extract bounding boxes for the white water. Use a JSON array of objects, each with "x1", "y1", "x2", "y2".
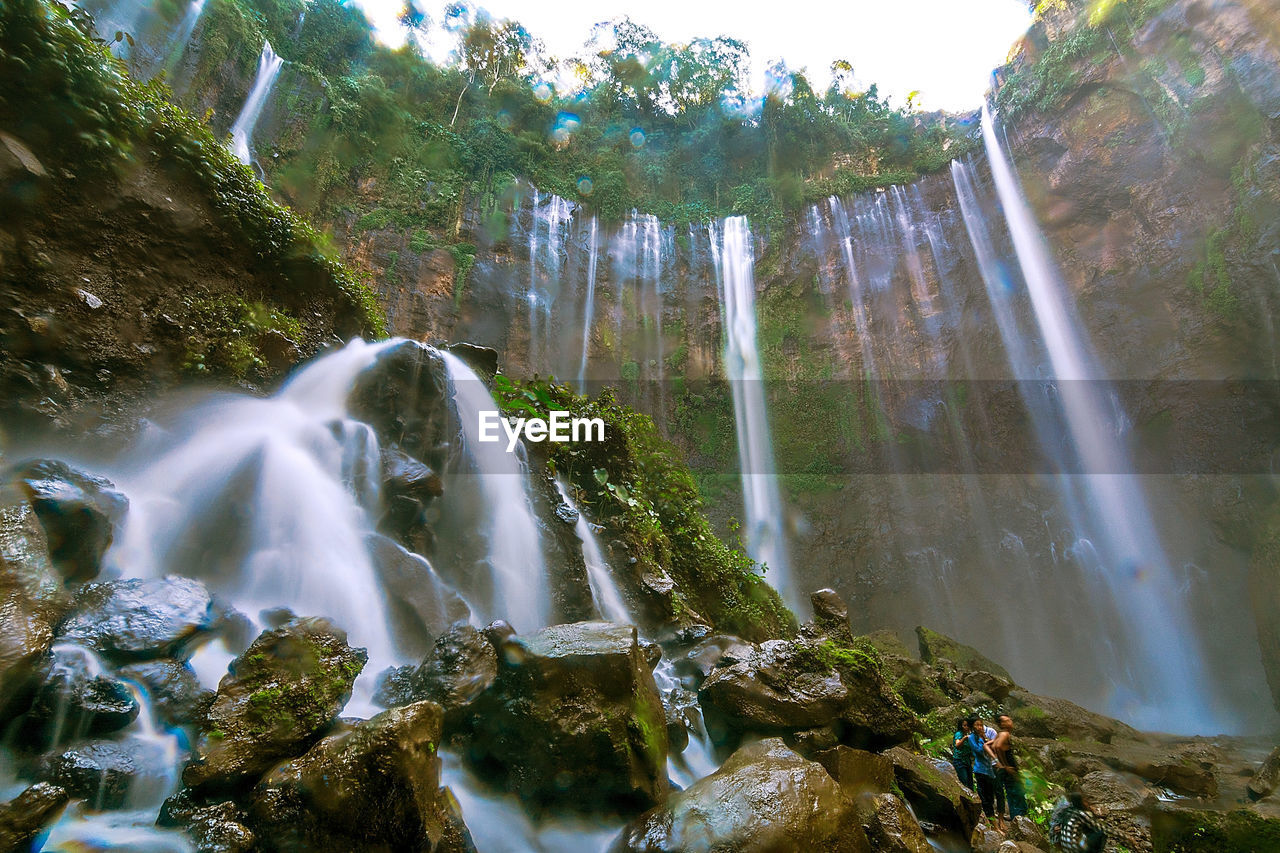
[
  {"x1": 106, "y1": 339, "x2": 404, "y2": 716},
  {"x1": 41, "y1": 646, "x2": 191, "y2": 852},
  {"x1": 230, "y1": 41, "x2": 283, "y2": 166},
  {"x1": 441, "y1": 752, "x2": 622, "y2": 852},
  {"x1": 554, "y1": 479, "x2": 629, "y2": 624},
  {"x1": 710, "y1": 216, "x2": 796, "y2": 613},
  {"x1": 652, "y1": 660, "x2": 719, "y2": 790},
  {"x1": 577, "y1": 216, "x2": 600, "y2": 391},
  {"x1": 438, "y1": 351, "x2": 550, "y2": 632},
  {"x1": 978, "y1": 106, "x2": 1215, "y2": 730}
]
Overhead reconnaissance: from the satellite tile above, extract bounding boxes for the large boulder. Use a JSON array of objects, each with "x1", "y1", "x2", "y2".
[
  {"x1": 182, "y1": 617, "x2": 366, "y2": 792},
  {"x1": 915, "y1": 626, "x2": 1012, "y2": 681},
  {"x1": 884, "y1": 747, "x2": 983, "y2": 839},
  {"x1": 11, "y1": 459, "x2": 127, "y2": 582},
  {"x1": 249, "y1": 701, "x2": 474, "y2": 852},
  {"x1": 463, "y1": 621, "x2": 668, "y2": 815},
  {"x1": 1005, "y1": 689, "x2": 1138, "y2": 743},
  {"x1": 611, "y1": 738, "x2": 871, "y2": 852},
  {"x1": 57, "y1": 576, "x2": 216, "y2": 663},
  {"x1": 0, "y1": 783, "x2": 69, "y2": 851},
  {"x1": 698, "y1": 638, "x2": 917, "y2": 750},
  {"x1": 0, "y1": 495, "x2": 65, "y2": 714},
  {"x1": 863, "y1": 792, "x2": 934, "y2": 853}
]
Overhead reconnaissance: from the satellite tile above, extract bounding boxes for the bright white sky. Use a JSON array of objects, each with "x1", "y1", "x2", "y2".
[{"x1": 354, "y1": 0, "x2": 1032, "y2": 112}]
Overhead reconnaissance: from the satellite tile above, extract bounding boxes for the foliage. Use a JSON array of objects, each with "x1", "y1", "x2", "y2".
[
  {"x1": 162, "y1": 0, "x2": 987, "y2": 241},
  {"x1": 0, "y1": 0, "x2": 386, "y2": 351},
  {"x1": 489, "y1": 375, "x2": 796, "y2": 640},
  {"x1": 996, "y1": 0, "x2": 1175, "y2": 120}
]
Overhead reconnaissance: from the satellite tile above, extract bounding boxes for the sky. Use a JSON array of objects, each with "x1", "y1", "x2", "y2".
[{"x1": 353, "y1": 0, "x2": 1033, "y2": 112}]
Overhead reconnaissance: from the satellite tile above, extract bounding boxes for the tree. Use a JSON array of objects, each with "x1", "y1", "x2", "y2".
[{"x1": 443, "y1": 3, "x2": 538, "y2": 124}]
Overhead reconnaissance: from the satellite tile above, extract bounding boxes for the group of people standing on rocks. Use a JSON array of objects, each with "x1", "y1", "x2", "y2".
[{"x1": 951, "y1": 713, "x2": 1028, "y2": 831}]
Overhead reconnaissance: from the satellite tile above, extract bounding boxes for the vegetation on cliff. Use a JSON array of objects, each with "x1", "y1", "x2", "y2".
[
  {"x1": 490, "y1": 374, "x2": 796, "y2": 640},
  {"x1": 0, "y1": 0, "x2": 384, "y2": 356},
  {"x1": 176, "y1": 0, "x2": 975, "y2": 242}
]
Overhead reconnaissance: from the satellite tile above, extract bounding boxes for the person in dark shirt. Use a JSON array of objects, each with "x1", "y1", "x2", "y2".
[
  {"x1": 993, "y1": 713, "x2": 1028, "y2": 818},
  {"x1": 952, "y1": 717, "x2": 975, "y2": 789}
]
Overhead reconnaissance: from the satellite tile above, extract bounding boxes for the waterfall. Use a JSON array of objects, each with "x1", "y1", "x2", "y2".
[
  {"x1": 652, "y1": 660, "x2": 719, "y2": 790},
  {"x1": 165, "y1": 0, "x2": 207, "y2": 69},
  {"x1": 39, "y1": 645, "x2": 191, "y2": 851},
  {"x1": 977, "y1": 105, "x2": 1215, "y2": 730},
  {"x1": 710, "y1": 216, "x2": 795, "y2": 612},
  {"x1": 576, "y1": 216, "x2": 599, "y2": 391},
  {"x1": 230, "y1": 41, "x2": 283, "y2": 166},
  {"x1": 438, "y1": 351, "x2": 550, "y2": 632},
  {"x1": 106, "y1": 339, "x2": 404, "y2": 715},
  {"x1": 553, "y1": 479, "x2": 629, "y2": 624},
  {"x1": 526, "y1": 191, "x2": 574, "y2": 370}
]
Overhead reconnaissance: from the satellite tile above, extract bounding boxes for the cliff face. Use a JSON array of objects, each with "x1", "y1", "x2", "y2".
[{"x1": 328, "y1": 0, "x2": 1280, "y2": 727}]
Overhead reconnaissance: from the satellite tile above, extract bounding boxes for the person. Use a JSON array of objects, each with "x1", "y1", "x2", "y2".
[
  {"x1": 993, "y1": 713, "x2": 1028, "y2": 819},
  {"x1": 1049, "y1": 792, "x2": 1107, "y2": 852},
  {"x1": 966, "y1": 715, "x2": 1004, "y2": 831},
  {"x1": 951, "y1": 718, "x2": 975, "y2": 790}
]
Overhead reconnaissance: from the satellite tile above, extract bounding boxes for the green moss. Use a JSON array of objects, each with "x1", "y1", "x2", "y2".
[
  {"x1": 489, "y1": 375, "x2": 795, "y2": 640},
  {"x1": 1156, "y1": 809, "x2": 1280, "y2": 852},
  {"x1": 448, "y1": 242, "x2": 477, "y2": 305}
]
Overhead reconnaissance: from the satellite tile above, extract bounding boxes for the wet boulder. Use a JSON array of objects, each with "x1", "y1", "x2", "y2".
[
  {"x1": 0, "y1": 782, "x2": 69, "y2": 851},
  {"x1": 1005, "y1": 689, "x2": 1138, "y2": 743},
  {"x1": 1006, "y1": 815, "x2": 1051, "y2": 850},
  {"x1": 183, "y1": 617, "x2": 367, "y2": 792},
  {"x1": 813, "y1": 745, "x2": 895, "y2": 798},
  {"x1": 184, "y1": 800, "x2": 257, "y2": 853},
  {"x1": 57, "y1": 576, "x2": 216, "y2": 664},
  {"x1": 884, "y1": 747, "x2": 983, "y2": 839},
  {"x1": 1248, "y1": 745, "x2": 1280, "y2": 800},
  {"x1": 414, "y1": 624, "x2": 497, "y2": 732},
  {"x1": 446, "y1": 342, "x2": 499, "y2": 377},
  {"x1": 373, "y1": 624, "x2": 498, "y2": 735},
  {"x1": 915, "y1": 626, "x2": 1012, "y2": 681},
  {"x1": 11, "y1": 459, "x2": 127, "y2": 582},
  {"x1": 0, "y1": 496, "x2": 65, "y2": 714},
  {"x1": 33, "y1": 737, "x2": 174, "y2": 809},
  {"x1": 676, "y1": 634, "x2": 755, "y2": 681},
  {"x1": 367, "y1": 534, "x2": 471, "y2": 659},
  {"x1": 348, "y1": 340, "x2": 449, "y2": 462},
  {"x1": 117, "y1": 659, "x2": 213, "y2": 728},
  {"x1": 23, "y1": 646, "x2": 140, "y2": 745},
  {"x1": 463, "y1": 621, "x2": 668, "y2": 815},
  {"x1": 809, "y1": 588, "x2": 854, "y2": 643},
  {"x1": 864, "y1": 792, "x2": 934, "y2": 853},
  {"x1": 698, "y1": 638, "x2": 917, "y2": 750},
  {"x1": 249, "y1": 701, "x2": 474, "y2": 852},
  {"x1": 960, "y1": 670, "x2": 1015, "y2": 702},
  {"x1": 611, "y1": 738, "x2": 871, "y2": 853},
  {"x1": 377, "y1": 448, "x2": 443, "y2": 553}
]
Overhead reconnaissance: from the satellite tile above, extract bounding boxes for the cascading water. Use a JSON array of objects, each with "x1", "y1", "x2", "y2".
[
  {"x1": 977, "y1": 105, "x2": 1215, "y2": 729},
  {"x1": 553, "y1": 479, "x2": 629, "y2": 624},
  {"x1": 652, "y1": 660, "x2": 719, "y2": 791},
  {"x1": 710, "y1": 216, "x2": 795, "y2": 613},
  {"x1": 230, "y1": 41, "x2": 284, "y2": 166},
  {"x1": 438, "y1": 351, "x2": 550, "y2": 632},
  {"x1": 106, "y1": 339, "x2": 404, "y2": 714},
  {"x1": 577, "y1": 216, "x2": 599, "y2": 391},
  {"x1": 38, "y1": 645, "x2": 191, "y2": 851}
]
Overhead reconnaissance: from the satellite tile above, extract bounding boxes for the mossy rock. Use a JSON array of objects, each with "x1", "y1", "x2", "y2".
[
  {"x1": 183, "y1": 617, "x2": 367, "y2": 792},
  {"x1": 915, "y1": 626, "x2": 1012, "y2": 681}
]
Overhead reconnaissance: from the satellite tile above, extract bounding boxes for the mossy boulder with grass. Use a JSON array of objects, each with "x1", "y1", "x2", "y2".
[
  {"x1": 460, "y1": 621, "x2": 668, "y2": 816},
  {"x1": 183, "y1": 617, "x2": 367, "y2": 792},
  {"x1": 915, "y1": 626, "x2": 1012, "y2": 681},
  {"x1": 699, "y1": 636, "x2": 918, "y2": 752}
]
